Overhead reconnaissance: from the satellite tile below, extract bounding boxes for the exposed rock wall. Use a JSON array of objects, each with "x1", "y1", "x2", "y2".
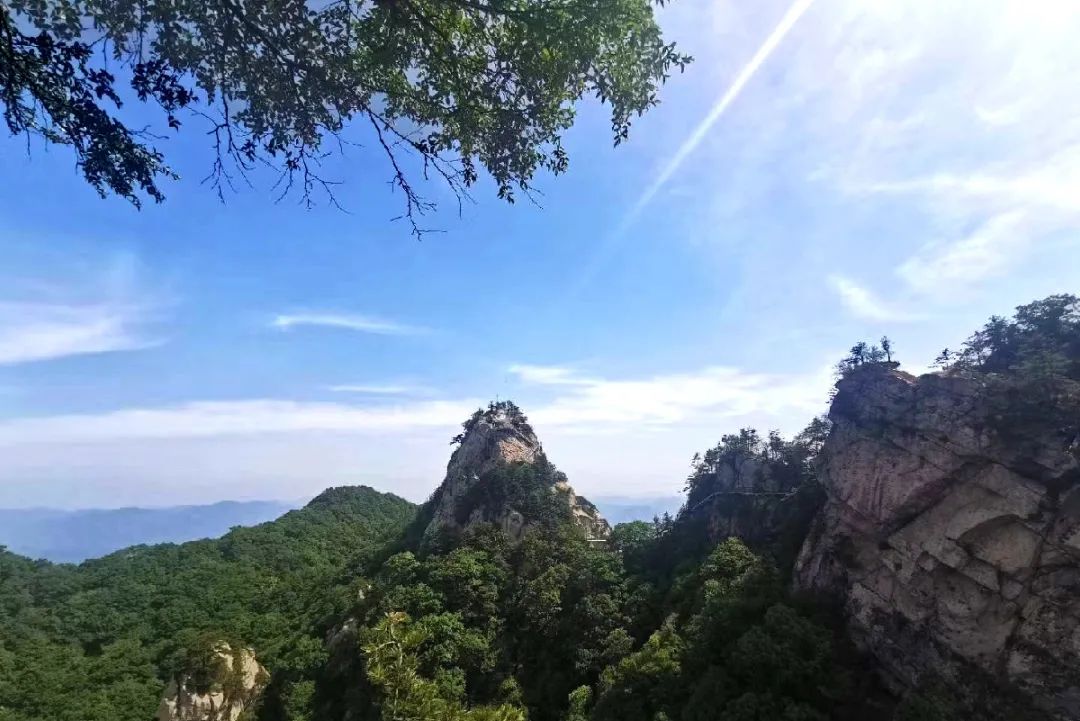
[
  {"x1": 425, "y1": 404, "x2": 610, "y2": 542},
  {"x1": 156, "y1": 644, "x2": 267, "y2": 721},
  {"x1": 795, "y1": 366, "x2": 1080, "y2": 718}
]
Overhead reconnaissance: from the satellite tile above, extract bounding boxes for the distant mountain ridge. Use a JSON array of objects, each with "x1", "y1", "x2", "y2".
[
  {"x1": 0, "y1": 499, "x2": 299, "y2": 563},
  {"x1": 0, "y1": 494, "x2": 680, "y2": 564}
]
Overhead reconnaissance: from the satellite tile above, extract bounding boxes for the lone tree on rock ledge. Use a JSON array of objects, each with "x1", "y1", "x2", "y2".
[{"x1": 0, "y1": 0, "x2": 690, "y2": 235}]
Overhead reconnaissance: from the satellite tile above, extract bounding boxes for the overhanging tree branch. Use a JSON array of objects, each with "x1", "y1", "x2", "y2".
[{"x1": 0, "y1": 0, "x2": 690, "y2": 231}]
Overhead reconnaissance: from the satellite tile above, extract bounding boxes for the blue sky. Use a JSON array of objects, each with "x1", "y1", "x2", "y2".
[{"x1": 1, "y1": 0, "x2": 1078, "y2": 508}]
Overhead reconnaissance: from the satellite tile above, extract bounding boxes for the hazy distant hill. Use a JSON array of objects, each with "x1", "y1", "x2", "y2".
[
  {"x1": 591, "y1": 495, "x2": 683, "y2": 524},
  {"x1": 0, "y1": 500, "x2": 299, "y2": 563}
]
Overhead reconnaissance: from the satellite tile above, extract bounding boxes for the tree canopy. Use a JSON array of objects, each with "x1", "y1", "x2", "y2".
[
  {"x1": 940, "y1": 294, "x2": 1080, "y2": 381},
  {"x1": 1, "y1": 0, "x2": 690, "y2": 232},
  {"x1": 937, "y1": 294, "x2": 1080, "y2": 440}
]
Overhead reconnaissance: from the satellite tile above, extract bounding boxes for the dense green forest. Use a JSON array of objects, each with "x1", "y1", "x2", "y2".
[
  {"x1": 0, "y1": 487, "x2": 417, "y2": 720},
  {"x1": 1, "y1": 295, "x2": 1077, "y2": 721}
]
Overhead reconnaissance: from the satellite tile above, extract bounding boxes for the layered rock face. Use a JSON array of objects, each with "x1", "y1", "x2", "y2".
[
  {"x1": 795, "y1": 367, "x2": 1080, "y2": 718},
  {"x1": 425, "y1": 403, "x2": 610, "y2": 542},
  {"x1": 156, "y1": 643, "x2": 267, "y2": 721}
]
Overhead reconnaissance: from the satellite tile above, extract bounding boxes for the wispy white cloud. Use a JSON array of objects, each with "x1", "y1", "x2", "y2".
[
  {"x1": 974, "y1": 103, "x2": 1026, "y2": 128},
  {"x1": 858, "y1": 148, "x2": 1080, "y2": 216},
  {"x1": 0, "y1": 356, "x2": 833, "y2": 446},
  {"x1": 0, "y1": 248, "x2": 163, "y2": 366},
  {"x1": 507, "y1": 364, "x2": 597, "y2": 386},
  {"x1": 833, "y1": 8, "x2": 1080, "y2": 300},
  {"x1": 327, "y1": 383, "x2": 428, "y2": 395},
  {"x1": 272, "y1": 313, "x2": 428, "y2": 336},
  {"x1": 896, "y1": 212, "x2": 1030, "y2": 295},
  {"x1": 518, "y1": 363, "x2": 831, "y2": 430},
  {"x1": 827, "y1": 276, "x2": 919, "y2": 322},
  {"x1": 0, "y1": 302, "x2": 158, "y2": 366},
  {"x1": 0, "y1": 398, "x2": 479, "y2": 445},
  {"x1": 848, "y1": 151, "x2": 1080, "y2": 307}
]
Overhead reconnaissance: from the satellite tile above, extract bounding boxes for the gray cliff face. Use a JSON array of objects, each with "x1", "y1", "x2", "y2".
[
  {"x1": 794, "y1": 366, "x2": 1080, "y2": 718},
  {"x1": 156, "y1": 643, "x2": 267, "y2": 721},
  {"x1": 425, "y1": 404, "x2": 610, "y2": 542}
]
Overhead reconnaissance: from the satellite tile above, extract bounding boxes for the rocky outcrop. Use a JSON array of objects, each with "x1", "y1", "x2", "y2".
[
  {"x1": 156, "y1": 643, "x2": 267, "y2": 721},
  {"x1": 681, "y1": 449, "x2": 824, "y2": 568},
  {"x1": 560, "y1": 483, "x2": 612, "y2": 541},
  {"x1": 425, "y1": 402, "x2": 610, "y2": 543},
  {"x1": 795, "y1": 366, "x2": 1080, "y2": 718}
]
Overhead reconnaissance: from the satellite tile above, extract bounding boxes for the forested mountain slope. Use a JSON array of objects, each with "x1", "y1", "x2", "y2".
[{"x1": 0, "y1": 487, "x2": 416, "y2": 721}]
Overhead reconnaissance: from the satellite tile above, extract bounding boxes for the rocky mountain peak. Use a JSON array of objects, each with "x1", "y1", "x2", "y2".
[
  {"x1": 447, "y1": 400, "x2": 543, "y2": 479},
  {"x1": 425, "y1": 401, "x2": 610, "y2": 543}
]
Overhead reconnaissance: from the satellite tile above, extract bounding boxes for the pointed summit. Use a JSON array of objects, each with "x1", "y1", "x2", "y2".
[
  {"x1": 424, "y1": 401, "x2": 610, "y2": 543},
  {"x1": 446, "y1": 401, "x2": 543, "y2": 481}
]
